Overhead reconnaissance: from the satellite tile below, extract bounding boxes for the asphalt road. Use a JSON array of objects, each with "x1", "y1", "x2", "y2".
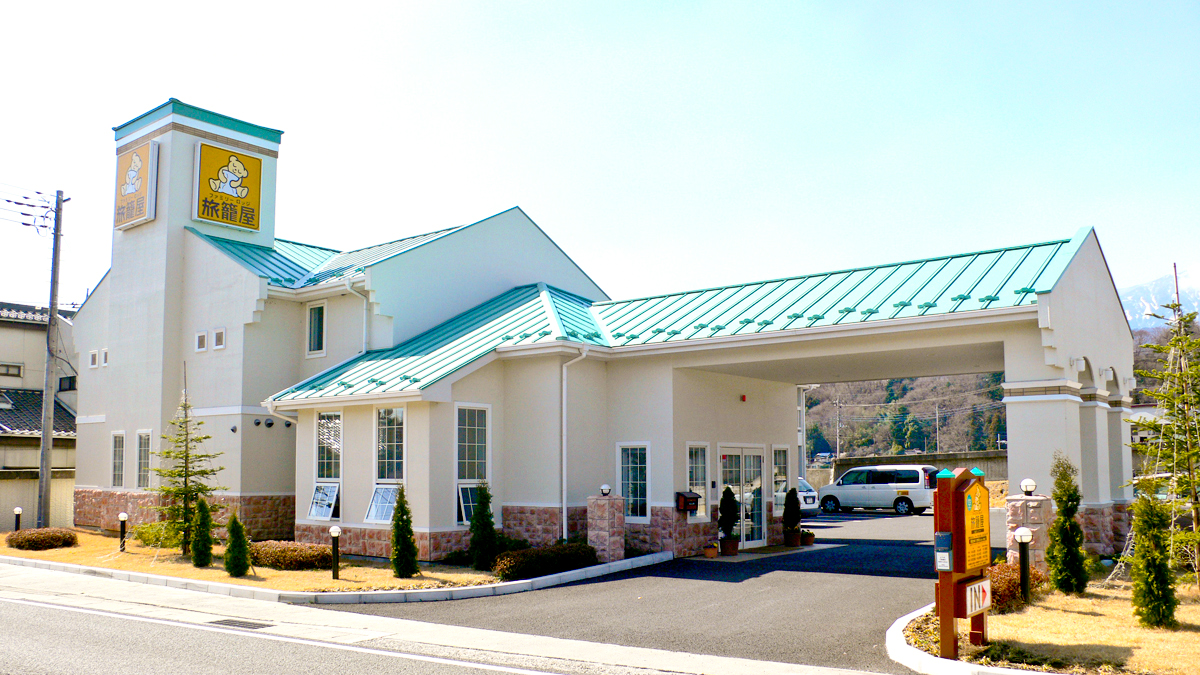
[
  {"x1": 328, "y1": 513, "x2": 954, "y2": 675},
  {"x1": 0, "y1": 599, "x2": 556, "y2": 675}
]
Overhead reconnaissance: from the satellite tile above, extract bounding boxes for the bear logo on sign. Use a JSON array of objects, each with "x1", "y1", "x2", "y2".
[
  {"x1": 121, "y1": 152, "x2": 143, "y2": 196},
  {"x1": 209, "y1": 154, "x2": 250, "y2": 199}
]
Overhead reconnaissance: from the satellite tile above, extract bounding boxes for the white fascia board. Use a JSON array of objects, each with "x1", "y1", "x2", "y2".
[
  {"x1": 494, "y1": 343, "x2": 612, "y2": 359},
  {"x1": 268, "y1": 389, "x2": 424, "y2": 412},
  {"x1": 1001, "y1": 378, "x2": 1083, "y2": 390},
  {"x1": 266, "y1": 276, "x2": 365, "y2": 301}
]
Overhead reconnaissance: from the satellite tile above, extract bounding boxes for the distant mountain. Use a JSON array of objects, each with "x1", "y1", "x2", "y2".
[{"x1": 1119, "y1": 269, "x2": 1200, "y2": 330}]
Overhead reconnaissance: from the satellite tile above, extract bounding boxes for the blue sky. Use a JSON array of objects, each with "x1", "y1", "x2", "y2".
[{"x1": 1, "y1": 2, "x2": 1196, "y2": 306}]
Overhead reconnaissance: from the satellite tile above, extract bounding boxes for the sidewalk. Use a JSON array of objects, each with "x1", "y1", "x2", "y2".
[{"x1": 0, "y1": 562, "x2": 881, "y2": 675}]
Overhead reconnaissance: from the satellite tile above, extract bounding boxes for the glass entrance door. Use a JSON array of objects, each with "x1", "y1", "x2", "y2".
[{"x1": 720, "y1": 448, "x2": 766, "y2": 549}]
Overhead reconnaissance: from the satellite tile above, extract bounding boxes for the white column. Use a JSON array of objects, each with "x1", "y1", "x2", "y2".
[
  {"x1": 1107, "y1": 396, "x2": 1134, "y2": 502},
  {"x1": 1003, "y1": 383, "x2": 1082, "y2": 500},
  {"x1": 1078, "y1": 388, "x2": 1111, "y2": 504}
]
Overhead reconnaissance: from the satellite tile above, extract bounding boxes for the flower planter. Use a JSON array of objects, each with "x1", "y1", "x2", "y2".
[
  {"x1": 784, "y1": 531, "x2": 802, "y2": 547},
  {"x1": 800, "y1": 532, "x2": 816, "y2": 546},
  {"x1": 703, "y1": 546, "x2": 720, "y2": 558},
  {"x1": 719, "y1": 538, "x2": 740, "y2": 556}
]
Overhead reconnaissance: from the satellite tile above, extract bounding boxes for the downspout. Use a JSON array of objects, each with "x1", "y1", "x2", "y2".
[
  {"x1": 562, "y1": 346, "x2": 589, "y2": 540},
  {"x1": 344, "y1": 279, "x2": 370, "y2": 353}
]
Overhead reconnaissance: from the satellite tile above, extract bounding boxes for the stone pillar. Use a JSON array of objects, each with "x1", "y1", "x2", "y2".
[
  {"x1": 1006, "y1": 493, "x2": 1052, "y2": 572},
  {"x1": 587, "y1": 494, "x2": 625, "y2": 563},
  {"x1": 1079, "y1": 503, "x2": 1115, "y2": 556}
]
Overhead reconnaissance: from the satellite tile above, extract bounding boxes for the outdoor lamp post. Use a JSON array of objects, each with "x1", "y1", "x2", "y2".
[
  {"x1": 600, "y1": 484, "x2": 611, "y2": 496},
  {"x1": 1015, "y1": 526, "x2": 1033, "y2": 604},
  {"x1": 118, "y1": 512, "x2": 128, "y2": 552},
  {"x1": 330, "y1": 526, "x2": 341, "y2": 580},
  {"x1": 1020, "y1": 478, "x2": 1036, "y2": 496},
  {"x1": 13, "y1": 507, "x2": 21, "y2": 532}
]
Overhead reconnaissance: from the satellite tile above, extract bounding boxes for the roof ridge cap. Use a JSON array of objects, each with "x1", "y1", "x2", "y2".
[{"x1": 537, "y1": 283, "x2": 565, "y2": 340}]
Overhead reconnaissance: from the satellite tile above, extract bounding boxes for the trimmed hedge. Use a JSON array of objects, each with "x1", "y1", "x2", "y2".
[
  {"x1": 492, "y1": 542, "x2": 597, "y2": 581},
  {"x1": 249, "y1": 540, "x2": 332, "y2": 570},
  {"x1": 985, "y1": 561, "x2": 1049, "y2": 614},
  {"x1": 5, "y1": 527, "x2": 77, "y2": 551}
]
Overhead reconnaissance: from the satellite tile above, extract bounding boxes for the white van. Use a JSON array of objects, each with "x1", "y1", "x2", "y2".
[{"x1": 817, "y1": 465, "x2": 937, "y2": 515}]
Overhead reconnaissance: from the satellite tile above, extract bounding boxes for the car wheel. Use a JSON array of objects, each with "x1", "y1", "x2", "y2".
[
  {"x1": 894, "y1": 497, "x2": 914, "y2": 515},
  {"x1": 821, "y1": 496, "x2": 840, "y2": 514},
  {"x1": 912, "y1": 507, "x2": 927, "y2": 515}
]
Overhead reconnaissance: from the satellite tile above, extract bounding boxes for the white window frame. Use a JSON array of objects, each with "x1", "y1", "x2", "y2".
[
  {"x1": 111, "y1": 432, "x2": 125, "y2": 488},
  {"x1": 135, "y1": 430, "x2": 152, "y2": 489},
  {"x1": 364, "y1": 485, "x2": 401, "y2": 523},
  {"x1": 212, "y1": 327, "x2": 226, "y2": 350},
  {"x1": 308, "y1": 483, "x2": 341, "y2": 521},
  {"x1": 195, "y1": 331, "x2": 208, "y2": 352},
  {"x1": 772, "y1": 444, "x2": 790, "y2": 511},
  {"x1": 685, "y1": 442, "x2": 709, "y2": 523},
  {"x1": 315, "y1": 409, "x2": 343, "y2": 482},
  {"x1": 454, "y1": 402, "x2": 491, "y2": 525},
  {"x1": 374, "y1": 405, "x2": 406, "y2": 483},
  {"x1": 616, "y1": 442, "x2": 650, "y2": 523},
  {"x1": 89, "y1": 350, "x2": 98, "y2": 368},
  {"x1": 306, "y1": 300, "x2": 327, "y2": 358},
  {"x1": 101, "y1": 349, "x2": 109, "y2": 367}
]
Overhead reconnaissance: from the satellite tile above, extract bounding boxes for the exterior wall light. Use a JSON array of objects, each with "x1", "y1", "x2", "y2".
[
  {"x1": 13, "y1": 506, "x2": 21, "y2": 531},
  {"x1": 230, "y1": 426, "x2": 237, "y2": 433},
  {"x1": 253, "y1": 419, "x2": 262, "y2": 426},
  {"x1": 285, "y1": 421, "x2": 292, "y2": 428},
  {"x1": 600, "y1": 484, "x2": 611, "y2": 496},
  {"x1": 265, "y1": 418, "x2": 274, "y2": 428},
  {"x1": 1020, "y1": 478, "x2": 1037, "y2": 496},
  {"x1": 329, "y1": 526, "x2": 341, "y2": 580},
  {"x1": 1014, "y1": 526, "x2": 1033, "y2": 603},
  {"x1": 118, "y1": 512, "x2": 129, "y2": 552}
]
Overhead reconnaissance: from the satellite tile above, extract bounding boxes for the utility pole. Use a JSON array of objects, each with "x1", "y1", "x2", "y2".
[
  {"x1": 835, "y1": 398, "x2": 841, "y2": 460},
  {"x1": 935, "y1": 402, "x2": 940, "y2": 454},
  {"x1": 37, "y1": 190, "x2": 65, "y2": 529}
]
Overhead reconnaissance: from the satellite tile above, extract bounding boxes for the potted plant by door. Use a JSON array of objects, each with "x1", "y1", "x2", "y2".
[
  {"x1": 703, "y1": 541, "x2": 720, "y2": 558},
  {"x1": 782, "y1": 487, "x2": 802, "y2": 547},
  {"x1": 718, "y1": 486, "x2": 741, "y2": 555},
  {"x1": 800, "y1": 529, "x2": 816, "y2": 546}
]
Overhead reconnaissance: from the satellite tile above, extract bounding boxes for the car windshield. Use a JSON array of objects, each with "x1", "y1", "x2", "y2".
[{"x1": 796, "y1": 478, "x2": 815, "y2": 492}]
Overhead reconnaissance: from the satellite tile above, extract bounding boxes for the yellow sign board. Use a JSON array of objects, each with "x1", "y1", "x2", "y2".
[
  {"x1": 963, "y1": 481, "x2": 990, "y2": 571},
  {"x1": 192, "y1": 142, "x2": 262, "y2": 231},
  {"x1": 113, "y1": 141, "x2": 158, "y2": 229}
]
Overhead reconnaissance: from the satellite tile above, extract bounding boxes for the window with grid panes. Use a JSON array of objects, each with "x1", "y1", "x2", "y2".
[
  {"x1": 111, "y1": 434, "x2": 125, "y2": 487},
  {"x1": 456, "y1": 407, "x2": 487, "y2": 523},
  {"x1": 376, "y1": 408, "x2": 403, "y2": 480},
  {"x1": 773, "y1": 448, "x2": 788, "y2": 508},
  {"x1": 317, "y1": 412, "x2": 341, "y2": 480},
  {"x1": 620, "y1": 446, "x2": 647, "y2": 518},
  {"x1": 687, "y1": 446, "x2": 707, "y2": 518},
  {"x1": 136, "y1": 433, "x2": 151, "y2": 488}
]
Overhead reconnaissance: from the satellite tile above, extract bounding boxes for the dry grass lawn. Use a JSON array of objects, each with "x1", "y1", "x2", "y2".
[
  {"x1": 908, "y1": 581, "x2": 1200, "y2": 675},
  {"x1": 2, "y1": 529, "x2": 496, "y2": 592}
]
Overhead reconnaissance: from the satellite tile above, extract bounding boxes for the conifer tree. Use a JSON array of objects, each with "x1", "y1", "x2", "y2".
[
  {"x1": 1046, "y1": 452, "x2": 1089, "y2": 594},
  {"x1": 390, "y1": 484, "x2": 420, "y2": 578},
  {"x1": 718, "y1": 486, "x2": 740, "y2": 539},
  {"x1": 153, "y1": 375, "x2": 225, "y2": 556},
  {"x1": 1131, "y1": 493, "x2": 1178, "y2": 627},
  {"x1": 468, "y1": 482, "x2": 498, "y2": 571},
  {"x1": 191, "y1": 497, "x2": 214, "y2": 567},
  {"x1": 782, "y1": 487, "x2": 801, "y2": 533},
  {"x1": 224, "y1": 511, "x2": 250, "y2": 578}
]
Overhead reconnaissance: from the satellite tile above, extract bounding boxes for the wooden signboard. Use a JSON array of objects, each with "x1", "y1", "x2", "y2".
[{"x1": 934, "y1": 467, "x2": 991, "y2": 659}]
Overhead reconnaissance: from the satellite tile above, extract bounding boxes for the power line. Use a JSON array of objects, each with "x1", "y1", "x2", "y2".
[
  {"x1": 0, "y1": 180, "x2": 52, "y2": 197},
  {"x1": 832, "y1": 383, "x2": 1005, "y2": 407}
]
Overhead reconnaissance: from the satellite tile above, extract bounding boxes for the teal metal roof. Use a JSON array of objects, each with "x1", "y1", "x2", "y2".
[
  {"x1": 114, "y1": 99, "x2": 284, "y2": 143},
  {"x1": 273, "y1": 284, "x2": 602, "y2": 401},
  {"x1": 271, "y1": 230, "x2": 1089, "y2": 403},
  {"x1": 186, "y1": 225, "x2": 463, "y2": 288},
  {"x1": 593, "y1": 233, "x2": 1079, "y2": 346}
]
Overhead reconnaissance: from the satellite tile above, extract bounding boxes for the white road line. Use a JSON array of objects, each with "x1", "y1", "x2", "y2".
[{"x1": 0, "y1": 596, "x2": 567, "y2": 675}]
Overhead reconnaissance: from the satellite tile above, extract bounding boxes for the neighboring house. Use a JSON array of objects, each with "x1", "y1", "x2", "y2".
[
  {"x1": 0, "y1": 302, "x2": 78, "y2": 530},
  {"x1": 75, "y1": 100, "x2": 1138, "y2": 560}
]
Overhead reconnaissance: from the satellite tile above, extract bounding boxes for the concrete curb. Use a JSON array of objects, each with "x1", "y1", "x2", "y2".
[
  {"x1": 0, "y1": 551, "x2": 673, "y2": 604},
  {"x1": 885, "y1": 604, "x2": 1033, "y2": 675}
]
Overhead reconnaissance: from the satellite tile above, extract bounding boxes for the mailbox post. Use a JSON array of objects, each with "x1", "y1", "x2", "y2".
[{"x1": 934, "y1": 467, "x2": 991, "y2": 659}]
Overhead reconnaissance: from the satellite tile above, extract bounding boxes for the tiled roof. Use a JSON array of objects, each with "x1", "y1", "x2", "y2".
[
  {"x1": 0, "y1": 389, "x2": 76, "y2": 436},
  {"x1": 186, "y1": 226, "x2": 462, "y2": 289},
  {"x1": 271, "y1": 229, "x2": 1090, "y2": 404},
  {"x1": 0, "y1": 302, "x2": 76, "y2": 324}
]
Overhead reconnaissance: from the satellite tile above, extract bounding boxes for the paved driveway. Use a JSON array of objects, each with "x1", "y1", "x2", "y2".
[{"x1": 327, "y1": 514, "x2": 954, "y2": 674}]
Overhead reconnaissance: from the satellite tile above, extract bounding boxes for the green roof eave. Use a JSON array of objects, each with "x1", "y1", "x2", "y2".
[{"x1": 113, "y1": 99, "x2": 284, "y2": 143}]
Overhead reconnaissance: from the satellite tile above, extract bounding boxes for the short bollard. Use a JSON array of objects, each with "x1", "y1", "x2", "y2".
[
  {"x1": 330, "y1": 526, "x2": 341, "y2": 580},
  {"x1": 13, "y1": 507, "x2": 21, "y2": 532},
  {"x1": 118, "y1": 512, "x2": 129, "y2": 552},
  {"x1": 1015, "y1": 526, "x2": 1033, "y2": 604}
]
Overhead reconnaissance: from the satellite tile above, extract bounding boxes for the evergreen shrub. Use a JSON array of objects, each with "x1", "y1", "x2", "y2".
[
  {"x1": 468, "y1": 482, "x2": 498, "y2": 571},
  {"x1": 5, "y1": 528, "x2": 77, "y2": 551},
  {"x1": 191, "y1": 498, "x2": 213, "y2": 567},
  {"x1": 782, "y1": 488, "x2": 801, "y2": 532},
  {"x1": 492, "y1": 542, "x2": 597, "y2": 581},
  {"x1": 1131, "y1": 495, "x2": 1178, "y2": 628},
  {"x1": 1046, "y1": 452, "x2": 1088, "y2": 594},
  {"x1": 718, "y1": 486, "x2": 740, "y2": 539},
  {"x1": 223, "y1": 513, "x2": 251, "y2": 577},
  {"x1": 390, "y1": 484, "x2": 420, "y2": 578},
  {"x1": 248, "y1": 540, "x2": 329, "y2": 571}
]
